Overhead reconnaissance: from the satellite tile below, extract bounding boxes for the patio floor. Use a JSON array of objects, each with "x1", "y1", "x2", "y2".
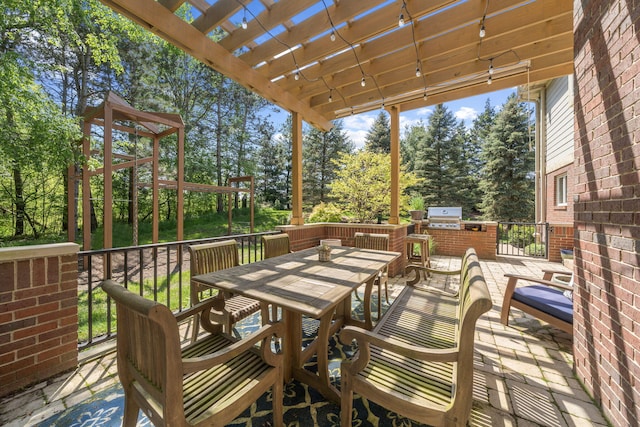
[{"x1": 0, "y1": 255, "x2": 609, "y2": 426}]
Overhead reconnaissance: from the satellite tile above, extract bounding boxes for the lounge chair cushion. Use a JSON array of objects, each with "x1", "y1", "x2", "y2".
[{"x1": 513, "y1": 285, "x2": 573, "y2": 324}]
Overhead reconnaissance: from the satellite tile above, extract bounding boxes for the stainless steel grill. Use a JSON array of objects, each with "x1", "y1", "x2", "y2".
[{"x1": 426, "y1": 207, "x2": 462, "y2": 230}]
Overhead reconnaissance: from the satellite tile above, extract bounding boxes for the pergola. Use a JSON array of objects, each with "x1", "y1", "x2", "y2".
[
  {"x1": 72, "y1": 92, "x2": 255, "y2": 250},
  {"x1": 98, "y1": 0, "x2": 573, "y2": 225}
]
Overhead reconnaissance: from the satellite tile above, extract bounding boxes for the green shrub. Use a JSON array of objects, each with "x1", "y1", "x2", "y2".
[
  {"x1": 308, "y1": 202, "x2": 343, "y2": 223},
  {"x1": 507, "y1": 225, "x2": 535, "y2": 248}
]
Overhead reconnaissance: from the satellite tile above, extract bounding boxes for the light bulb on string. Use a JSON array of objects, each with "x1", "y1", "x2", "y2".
[
  {"x1": 415, "y1": 66, "x2": 421, "y2": 78},
  {"x1": 361, "y1": 77, "x2": 366, "y2": 87},
  {"x1": 328, "y1": 90, "x2": 333, "y2": 102},
  {"x1": 487, "y1": 75, "x2": 492, "y2": 85},
  {"x1": 294, "y1": 72, "x2": 300, "y2": 81},
  {"x1": 489, "y1": 61, "x2": 494, "y2": 75},
  {"x1": 330, "y1": 31, "x2": 336, "y2": 42},
  {"x1": 479, "y1": 24, "x2": 485, "y2": 38},
  {"x1": 423, "y1": 92, "x2": 428, "y2": 101},
  {"x1": 398, "y1": 13, "x2": 405, "y2": 27},
  {"x1": 242, "y1": 16, "x2": 248, "y2": 30}
]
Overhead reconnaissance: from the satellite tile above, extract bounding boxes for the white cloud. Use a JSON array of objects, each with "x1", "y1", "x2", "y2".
[
  {"x1": 342, "y1": 114, "x2": 376, "y2": 149},
  {"x1": 455, "y1": 106, "x2": 478, "y2": 122}
]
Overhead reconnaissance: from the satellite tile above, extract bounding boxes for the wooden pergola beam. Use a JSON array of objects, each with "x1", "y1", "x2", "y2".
[{"x1": 99, "y1": 0, "x2": 333, "y2": 131}]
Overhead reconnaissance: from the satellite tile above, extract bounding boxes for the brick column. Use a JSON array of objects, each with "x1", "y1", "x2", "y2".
[
  {"x1": 0, "y1": 243, "x2": 79, "y2": 398},
  {"x1": 573, "y1": 2, "x2": 640, "y2": 425}
]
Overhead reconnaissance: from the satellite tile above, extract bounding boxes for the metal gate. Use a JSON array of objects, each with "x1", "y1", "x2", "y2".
[{"x1": 497, "y1": 222, "x2": 549, "y2": 258}]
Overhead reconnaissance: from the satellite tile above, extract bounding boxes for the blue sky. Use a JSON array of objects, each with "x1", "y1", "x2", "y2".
[{"x1": 270, "y1": 87, "x2": 516, "y2": 149}]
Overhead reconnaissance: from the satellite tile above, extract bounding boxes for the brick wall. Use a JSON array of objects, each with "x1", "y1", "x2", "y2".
[
  {"x1": 573, "y1": 1, "x2": 640, "y2": 425},
  {"x1": 0, "y1": 243, "x2": 79, "y2": 398},
  {"x1": 547, "y1": 223, "x2": 574, "y2": 263},
  {"x1": 423, "y1": 222, "x2": 497, "y2": 260},
  {"x1": 546, "y1": 164, "x2": 574, "y2": 223}
]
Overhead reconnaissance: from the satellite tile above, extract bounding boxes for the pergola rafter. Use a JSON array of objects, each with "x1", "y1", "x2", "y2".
[{"x1": 98, "y1": 0, "x2": 573, "y2": 225}]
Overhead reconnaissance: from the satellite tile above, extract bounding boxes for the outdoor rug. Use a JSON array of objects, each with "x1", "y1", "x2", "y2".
[{"x1": 39, "y1": 294, "x2": 430, "y2": 426}]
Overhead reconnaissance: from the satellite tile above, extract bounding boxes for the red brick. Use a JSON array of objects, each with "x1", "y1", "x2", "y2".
[
  {"x1": 0, "y1": 262, "x2": 14, "y2": 292},
  {"x1": 16, "y1": 260, "x2": 30, "y2": 289},
  {"x1": 14, "y1": 302, "x2": 58, "y2": 320},
  {"x1": 46, "y1": 256, "x2": 59, "y2": 285},
  {"x1": 13, "y1": 321, "x2": 58, "y2": 340},
  {"x1": 32, "y1": 258, "x2": 45, "y2": 286}
]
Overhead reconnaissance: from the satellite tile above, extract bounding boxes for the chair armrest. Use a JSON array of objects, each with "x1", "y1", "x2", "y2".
[
  {"x1": 174, "y1": 297, "x2": 225, "y2": 323},
  {"x1": 340, "y1": 326, "x2": 458, "y2": 363},
  {"x1": 504, "y1": 274, "x2": 573, "y2": 292},
  {"x1": 406, "y1": 265, "x2": 460, "y2": 286},
  {"x1": 182, "y1": 321, "x2": 284, "y2": 373},
  {"x1": 541, "y1": 269, "x2": 572, "y2": 280}
]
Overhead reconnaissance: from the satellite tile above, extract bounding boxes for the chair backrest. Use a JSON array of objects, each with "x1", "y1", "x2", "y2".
[
  {"x1": 353, "y1": 232, "x2": 390, "y2": 252},
  {"x1": 262, "y1": 233, "x2": 291, "y2": 259},
  {"x1": 101, "y1": 280, "x2": 185, "y2": 423},
  {"x1": 189, "y1": 240, "x2": 240, "y2": 275},
  {"x1": 189, "y1": 240, "x2": 240, "y2": 305},
  {"x1": 451, "y1": 248, "x2": 492, "y2": 417}
]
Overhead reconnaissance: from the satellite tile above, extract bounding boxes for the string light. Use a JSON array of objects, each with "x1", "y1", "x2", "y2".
[
  {"x1": 328, "y1": 90, "x2": 333, "y2": 102},
  {"x1": 361, "y1": 77, "x2": 366, "y2": 87},
  {"x1": 415, "y1": 63, "x2": 421, "y2": 78},
  {"x1": 330, "y1": 31, "x2": 336, "y2": 41},
  {"x1": 423, "y1": 92, "x2": 428, "y2": 101},
  {"x1": 241, "y1": 7, "x2": 248, "y2": 29},
  {"x1": 479, "y1": 24, "x2": 485, "y2": 38},
  {"x1": 294, "y1": 71, "x2": 299, "y2": 81},
  {"x1": 487, "y1": 75, "x2": 492, "y2": 85},
  {"x1": 488, "y1": 60, "x2": 494, "y2": 75},
  {"x1": 399, "y1": 1, "x2": 407, "y2": 27}
]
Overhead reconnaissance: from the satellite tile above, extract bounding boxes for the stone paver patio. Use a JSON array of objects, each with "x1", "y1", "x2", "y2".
[{"x1": 0, "y1": 255, "x2": 608, "y2": 426}]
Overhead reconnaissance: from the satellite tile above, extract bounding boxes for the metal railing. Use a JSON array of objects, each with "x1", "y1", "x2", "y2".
[
  {"x1": 77, "y1": 231, "x2": 281, "y2": 349},
  {"x1": 496, "y1": 222, "x2": 548, "y2": 258}
]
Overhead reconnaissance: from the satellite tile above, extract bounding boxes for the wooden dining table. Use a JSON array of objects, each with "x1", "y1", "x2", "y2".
[{"x1": 191, "y1": 245, "x2": 400, "y2": 403}]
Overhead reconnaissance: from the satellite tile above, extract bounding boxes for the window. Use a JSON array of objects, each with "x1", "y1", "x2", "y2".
[{"x1": 556, "y1": 174, "x2": 567, "y2": 206}]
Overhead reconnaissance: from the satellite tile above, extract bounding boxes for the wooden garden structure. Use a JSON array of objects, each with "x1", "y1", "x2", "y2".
[{"x1": 69, "y1": 92, "x2": 254, "y2": 250}]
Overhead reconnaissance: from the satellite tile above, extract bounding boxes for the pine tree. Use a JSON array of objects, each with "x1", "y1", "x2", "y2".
[
  {"x1": 303, "y1": 120, "x2": 354, "y2": 206},
  {"x1": 413, "y1": 104, "x2": 462, "y2": 209},
  {"x1": 479, "y1": 94, "x2": 535, "y2": 221},
  {"x1": 364, "y1": 111, "x2": 391, "y2": 153}
]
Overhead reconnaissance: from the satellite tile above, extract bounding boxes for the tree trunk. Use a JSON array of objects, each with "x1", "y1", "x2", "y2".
[{"x1": 13, "y1": 166, "x2": 25, "y2": 236}]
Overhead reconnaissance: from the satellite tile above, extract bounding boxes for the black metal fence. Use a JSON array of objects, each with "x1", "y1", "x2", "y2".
[
  {"x1": 77, "y1": 231, "x2": 281, "y2": 349},
  {"x1": 496, "y1": 222, "x2": 549, "y2": 258}
]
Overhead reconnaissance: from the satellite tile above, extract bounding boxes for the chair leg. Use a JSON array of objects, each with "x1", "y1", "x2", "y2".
[
  {"x1": 122, "y1": 393, "x2": 140, "y2": 427},
  {"x1": 377, "y1": 279, "x2": 382, "y2": 321},
  {"x1": 272, "y1": 375, "x2": 283, "y2": 427},
  {"x1": 340, "y1": 376, "x2": 354, "y2": 426}
]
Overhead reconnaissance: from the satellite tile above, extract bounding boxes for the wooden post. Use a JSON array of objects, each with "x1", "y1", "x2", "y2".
[
  {"x1": 291, "y1": 112, "x2": 304, "y2": 225},
  {"x1": 389, "y1": 106, "x2": 400, "y2": 224},
  {"x1": 152, "y1": 136, "x2": 159, "y2": 243},
  {"x1": 82, "y1": 121, "x2": 91, "y2": 255},
  {"x1": 250, "y1": 176, "x2": 255, "y2": 233},
  {"x1": 177, "y1": 127, "x2": 184, "y2": 241},
  {"x1": 103, "y1": 103, "x2": 113, "y2": 250}
]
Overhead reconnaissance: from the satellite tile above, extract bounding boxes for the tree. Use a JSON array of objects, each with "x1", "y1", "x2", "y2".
[
  {"x1": 329, "y1": 151, "x2": 419, "y2": 223},
  {"x1": 479, "y1": 94, "x2": 535, "y2": 221},
  {"x1": 302, "y1": 120, "x2": 354, "y2": 206},
  {"x1": 412, "y1": 104, "x2": 468, "y2": 209},
  {"x1": 364, "y1": 111, "x2": 390, "y2": 153}
]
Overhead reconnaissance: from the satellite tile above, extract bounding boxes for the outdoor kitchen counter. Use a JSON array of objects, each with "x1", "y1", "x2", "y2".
[{"x1": 414, "y1": 221, "x2": 498, "y2": 260}]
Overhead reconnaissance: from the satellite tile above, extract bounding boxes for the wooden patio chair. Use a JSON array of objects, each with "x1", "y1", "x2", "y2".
[
  {"x1": 501, "y1": 269, "x2": 573, "y2": 335},
  {"x1": 189, "y1": 240, "x2": 267, "y2": 341},
  {"x1": 101, "y1": 280, "x2": 283, "y2": 427},
  {"x1": 353, "y1": 232, "x2": 390, "y2": 319},
  {"x1": 262, "y1": 233, "x2": 292, "y2": 259}
]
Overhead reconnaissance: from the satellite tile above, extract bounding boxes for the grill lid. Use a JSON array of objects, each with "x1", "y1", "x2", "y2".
[{"x1": 427, "y1": 207, "x2": 462, "y2": 219}]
